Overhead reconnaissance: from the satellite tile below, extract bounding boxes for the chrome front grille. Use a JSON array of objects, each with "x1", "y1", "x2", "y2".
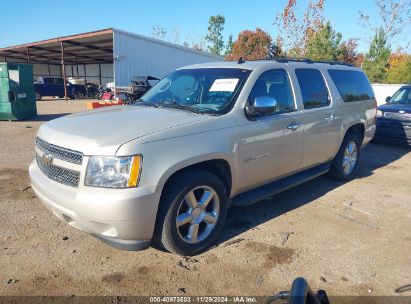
[
  {"x1": 36, "y1": 137, "x2": 83, "y2": 165},
  {"x1": 36, "y1": 155, "x2": 80, "y2": 187},
  {"x1": 384, "y1": 112, "x2": 411, "y2": 120}
]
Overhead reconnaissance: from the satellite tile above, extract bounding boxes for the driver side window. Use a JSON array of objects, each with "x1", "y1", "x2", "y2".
[{"x1": 248, "y1": 69, "x2": 296, "y2": 114}]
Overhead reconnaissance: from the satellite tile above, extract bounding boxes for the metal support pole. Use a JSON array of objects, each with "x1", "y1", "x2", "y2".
[
  {"x1": 98, "y1": 63, "x2": 102, "y2": 85},
  {"x1": 84, "y1": 64, "x2": 87, "y2": 82},
  {"x1": 26, "y1": 47, "x2": 31, "y2": 63},
  {"x1": 47, "y1": 62, "x2": 51, "y2": 76},
  {"x1": 60, "y1": 41, "x2": 68, "y2": 101},
  {"x1": 4, "y1": 51, "x2": 7, "y2": 62},
  {"x1": 76, "y1": 56, "x2": 79, "y2": 78}
]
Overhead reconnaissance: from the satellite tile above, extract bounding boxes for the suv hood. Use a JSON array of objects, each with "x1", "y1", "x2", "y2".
[{"x1": 37, "y1": 105, "x2": 209, "y2": 155}]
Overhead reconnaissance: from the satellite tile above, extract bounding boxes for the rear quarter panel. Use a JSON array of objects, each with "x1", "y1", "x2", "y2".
[{"x1": 336, "y1": 99, "x2": 376, "y2": 145}]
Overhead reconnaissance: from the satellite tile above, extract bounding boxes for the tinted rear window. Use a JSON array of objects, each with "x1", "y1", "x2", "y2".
[
  {"x1": 295, "y1": 69, "x2": 330, "y2": 109},
  {"x1": 328, "y1": 70, "x2": 374, "y2": 102}
]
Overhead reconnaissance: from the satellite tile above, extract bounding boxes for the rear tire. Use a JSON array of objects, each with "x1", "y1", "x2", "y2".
[
  {"x1": 74, "y1": 90, "x2": 84, "y2": 100},
  {"x1": 328, "y1": 132, "x2": 361, "y2": 181},
  {"x1": 153, "y1": 169, "x2": 228, "y2": 256}
]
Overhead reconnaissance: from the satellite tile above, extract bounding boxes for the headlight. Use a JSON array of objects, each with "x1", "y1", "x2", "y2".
[
  {"x1": 377, "y1": 110, "x2": 383, "y2": 117},
  {"x1": 85, "y1": 155, "x2": 142, "y2": 188}
]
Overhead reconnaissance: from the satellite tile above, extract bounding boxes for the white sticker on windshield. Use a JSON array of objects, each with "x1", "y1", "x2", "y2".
[{"x1": 209, "y1": 78, "x2": 239, "y2": 92}]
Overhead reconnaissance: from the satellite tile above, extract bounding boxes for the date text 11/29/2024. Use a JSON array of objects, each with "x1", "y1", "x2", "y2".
[{"x1": 149, "y1": 296, "x2": 258, "y2": 303}]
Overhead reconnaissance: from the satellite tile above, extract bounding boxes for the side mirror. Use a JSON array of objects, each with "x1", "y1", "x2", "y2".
[
  {"x1": 246, "y1": 96, "x2": 278, "y2": 116},
  {"x1": 385, "y1": 96, "x2": 391, "y2": 103}
]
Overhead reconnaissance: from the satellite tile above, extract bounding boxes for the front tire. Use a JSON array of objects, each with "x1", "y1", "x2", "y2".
[
  {"x1": 153, "y1": 169, "x2": 228, "y2": 256},
  {"x1": 328, "y1": 133, "x2": 361, "y2": 181}
]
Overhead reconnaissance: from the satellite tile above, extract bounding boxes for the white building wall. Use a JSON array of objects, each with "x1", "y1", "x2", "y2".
[{"x1": 113, "y1": 29, "x2": 222, "y2": 86}]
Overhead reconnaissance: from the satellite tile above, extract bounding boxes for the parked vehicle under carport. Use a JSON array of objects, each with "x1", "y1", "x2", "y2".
[
  {"x1": 34, "y1": 77, "x2": 87, "y2": 101},
  {"x1": 374, "y1": 85, "x2": 411, "y2": 146}
]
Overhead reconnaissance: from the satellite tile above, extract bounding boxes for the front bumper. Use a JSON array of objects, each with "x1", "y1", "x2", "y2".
[
  {"x1": 29, "y1": 160, "x2": 161, "y2": 250},
  {"x1": 374, "y1": 118, "x2": 411, "y2": 145}
]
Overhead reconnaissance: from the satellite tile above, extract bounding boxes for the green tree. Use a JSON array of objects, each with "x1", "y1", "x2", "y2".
[
  {"x1": 305, "y1": 21, "x2": 342, "y2": 61},
  {"x1": 225, "y1": 34, "x2": 234, "y2": 55},
  {"x1": 363, "y1": 27, "x2": 391, "y2": 82},
  {"x1": 205, "y1": 15, "x2": 226, "y2": 55}
]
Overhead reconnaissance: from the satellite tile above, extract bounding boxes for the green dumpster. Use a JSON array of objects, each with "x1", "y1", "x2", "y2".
[{"x1": 0, "y1": 62, "x2": 37, "y2": 120}]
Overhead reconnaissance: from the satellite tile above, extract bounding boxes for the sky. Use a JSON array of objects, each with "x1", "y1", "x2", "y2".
[{"x1": 1, "y1": 0, "x2": 410, "y2": 53}]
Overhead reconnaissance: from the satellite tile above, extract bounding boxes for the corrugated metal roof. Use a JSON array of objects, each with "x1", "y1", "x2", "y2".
[
  {"x1": 0, "y1": 28, "x2": 223, "y2": 65},
  {"x1": 0, "y1": 29, "x2": 114, "y2": 65},
  {"x1": 0, "y1": 28, "x2": 114, "y2": 51}
]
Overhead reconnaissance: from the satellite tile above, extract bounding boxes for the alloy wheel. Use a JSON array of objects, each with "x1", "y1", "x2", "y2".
[
  {"x1": 175, "y1": 186, "x2": 220, "y2": 244},
  {"x1": 342, "y1": 141, "x2": 358, "y2": 175}
]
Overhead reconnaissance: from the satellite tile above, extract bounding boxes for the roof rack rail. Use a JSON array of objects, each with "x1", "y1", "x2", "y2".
[{"x1": 253, "y1": 57, "x2": 355, "y2": 67}]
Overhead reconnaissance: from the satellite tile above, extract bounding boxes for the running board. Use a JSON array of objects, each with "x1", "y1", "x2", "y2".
[{"x1": 232, "y1": 162, "x2": 331, "y2": 207}]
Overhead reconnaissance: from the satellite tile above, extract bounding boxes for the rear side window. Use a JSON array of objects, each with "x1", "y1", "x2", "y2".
[
  {"x1": 328, "y1": 70, "x2": 375, "y2": 102},
  {"x1": 295, "y1": 69, "x2": 329, "y2": 109}
]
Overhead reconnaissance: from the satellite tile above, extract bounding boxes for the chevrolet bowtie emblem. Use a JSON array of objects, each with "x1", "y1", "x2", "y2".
[{"x1": 41, "y1": 153, "x2": 53, "y2": 165}]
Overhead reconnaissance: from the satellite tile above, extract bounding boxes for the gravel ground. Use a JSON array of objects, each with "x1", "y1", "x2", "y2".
[{"x1": 0, "y1": 100, "x2": 410, "y2": 301}]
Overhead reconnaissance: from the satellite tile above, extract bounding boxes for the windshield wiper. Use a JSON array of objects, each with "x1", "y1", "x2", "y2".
[
  {"x1": 158, "y1": 102, "x2": 203, "y2": 114},
  {"x1": 134, "y1": 100, "x2": 159, "y2": 108}
]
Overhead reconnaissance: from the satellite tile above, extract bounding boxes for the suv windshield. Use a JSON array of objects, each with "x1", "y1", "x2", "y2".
[
  {"x1": 389, "y1": 87, "x2": 411, "y2": 104},
  {"x1": 138, "y1": 68, "x2": 251, "y2": 114}
]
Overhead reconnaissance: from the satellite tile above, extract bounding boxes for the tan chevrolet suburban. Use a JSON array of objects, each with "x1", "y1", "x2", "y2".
[{"x1": 29, "y1": 59, "x2": 377, "y2": 255}]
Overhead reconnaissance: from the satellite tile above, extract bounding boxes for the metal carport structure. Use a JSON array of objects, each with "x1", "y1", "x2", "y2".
[
  {"x1": 0, "y1": 29, "x2": 113, "y2": 100},
  {"x1": 0, "y1": 28, "x2": 222, "y2": 100}
]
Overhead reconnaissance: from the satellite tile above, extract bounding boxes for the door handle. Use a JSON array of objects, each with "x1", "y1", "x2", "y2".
[
  {"x1": 325, "y1": 113, "x2": 337, "y2": 121},
  {"x1": 287, "y1": 122, "x2": 302, "y2": 130}
]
